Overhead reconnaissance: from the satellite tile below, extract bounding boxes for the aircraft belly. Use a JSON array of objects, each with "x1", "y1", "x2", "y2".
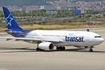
[{"x1": 54, "y1": 42, "x2": 84, "y2": 46}]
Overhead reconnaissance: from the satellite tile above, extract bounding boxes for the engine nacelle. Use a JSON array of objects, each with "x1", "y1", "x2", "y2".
[{"x1": 38, "y1": 42, "x2": 54, "y2": 50}]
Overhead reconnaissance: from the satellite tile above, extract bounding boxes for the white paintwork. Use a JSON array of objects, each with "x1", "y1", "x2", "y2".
[{"x1": 24, "y1": 30, "x2": 104, "y2": 47}]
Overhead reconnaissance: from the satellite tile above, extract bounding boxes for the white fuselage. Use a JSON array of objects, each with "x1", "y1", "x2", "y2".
[{"x1": 25, "y1": 30, "x2": 104, "y2": 47}]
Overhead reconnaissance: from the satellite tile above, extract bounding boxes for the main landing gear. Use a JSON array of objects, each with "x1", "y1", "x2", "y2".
[
  {"x1": 36, "y1": 48, "x2": 40, "y2": 51},
  {"x1": 56, "y1": 46, "x2": 65, "y2": 51}
]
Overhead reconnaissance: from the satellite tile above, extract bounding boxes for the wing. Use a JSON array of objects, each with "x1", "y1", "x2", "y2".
[
  {"x1": 0, "y1": 37, "x2": 64, "y2": 43},
  {"x1": 15, "y1": 37, "x2": 64, "y2": 43}
]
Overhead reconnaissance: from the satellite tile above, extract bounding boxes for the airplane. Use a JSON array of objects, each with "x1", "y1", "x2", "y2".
[{"x1": 1, "y1": 7, "x2": 104, "y2": 52}]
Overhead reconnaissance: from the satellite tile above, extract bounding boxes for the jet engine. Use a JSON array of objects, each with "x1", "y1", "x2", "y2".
[{"x1": 38, "y1": 42, "x2": 54, "y2": 50}]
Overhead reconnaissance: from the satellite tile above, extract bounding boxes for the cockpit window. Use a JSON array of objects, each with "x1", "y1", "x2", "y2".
[{"x1": 94, "y1": 36, "x2": 102, "y2": 38}]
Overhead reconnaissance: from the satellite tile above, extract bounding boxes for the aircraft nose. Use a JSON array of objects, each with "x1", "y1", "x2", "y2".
[{"x1": 99, "y1": 38, "x2": 104, "y2": 43}]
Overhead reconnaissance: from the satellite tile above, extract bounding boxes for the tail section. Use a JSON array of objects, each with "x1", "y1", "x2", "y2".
[
  {"x1": 2, "y1": 7, "x2": 31, "y2": 37},
  {"x1": 3, "y1": 7, "x2": 23, "y2": 30}
]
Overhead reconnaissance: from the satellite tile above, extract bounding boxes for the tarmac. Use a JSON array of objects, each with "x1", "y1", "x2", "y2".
[{"x1": 0, "y1": 28, "x2": 105, "y2": 70}]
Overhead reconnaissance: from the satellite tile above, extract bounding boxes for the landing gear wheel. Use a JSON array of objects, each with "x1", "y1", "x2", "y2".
[
  {"x1": 89, "y1": 46, "x2": 93, "y2": 52},
  {"x1": 62, "y1": 47, "x2": 65, "y2": 50},
  {"x1": 89, "y1": 49, "x2": 93, "y2": 52},
  {"x1": 36, "y1": 48, "x2": 40, "y2": 51},
  {"x1": 60, "y1": 46, "x2": 63, "y2": 50},
  {"x1": 56, "y1": 46, "x2": 65, "y2": 51},
  {"x1": 56, "y1": 47, "x2": 60, "y2": 51}
]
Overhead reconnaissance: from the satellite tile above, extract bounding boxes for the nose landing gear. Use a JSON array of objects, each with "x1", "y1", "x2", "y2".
[
  {"x1": 89, "y1": 46, "x2": 93, "y2": 52},
  {"x1": 89, "y1": 48, "x2": 93, "y2": 52}
]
